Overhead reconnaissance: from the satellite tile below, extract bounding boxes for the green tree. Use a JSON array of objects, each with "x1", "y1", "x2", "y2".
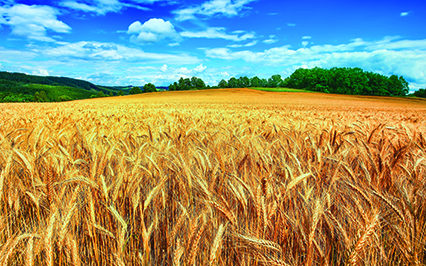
[
  {"x1": 143, "y1": 83, "x2": 156, "y2": 93},
  {"x1": 33, "y1": 90, "x2": 49, "y2": 102},
  {"x1": 399, "y1": 76, "x2": 409, "y2": 96},
  {"x1": 33, "y1": 92, "x2": 41, "y2": 102},
  {"x1": 239, "y1": 76, "x2": 250, "y2": 87},
  {"x1": 129, "y1": 87, "x2": 142, "y2": 94},
  {"x1": 195, "y1": 77, "x2": 206, "y2": 89},
  {"x1": 250, "y1": 76, "x2": 261, "y2": 87},
  {"x1": 169, "y1": 82, "x2": 178, "y2": 91},
  {"x1": 58, "y1": 95, "x2": 72, "y2": 101},
  {"x1": 184, "y1": 78, "x2": 191, "y2": 90},
  {"x1": 109, "y1": 92, "x2": 114, "y2": 97},
  {"x1": 228, "y1": 77, "x2": 239, "y2": 88},
  {"x1": 117, "y1": 90, "x2": 124, "y2": 96},
  {"x1": 414, "y1": 88, "x2": 426, "y2": 98},
  {"x1": 268, "y1": 74, "x2": 283, "y2": 87},
  {"x1": 39, "y1": 91, "x2": 48, "y2": 102},
  {"x1": 97, "y1": 91, "x2": 106, "y2": 97},
  {"x1": 260, "y1": 78, "x2": 268, "y2": 87},
  {"x1": 218, "y1": 79, "x2": 228, "y2": 88},
  {"x1": 178, "y1": 77, "x2": 191, "y2": 90},
  {"x1": 190, "y1": 77, "x2": 198, "y2": 88}
]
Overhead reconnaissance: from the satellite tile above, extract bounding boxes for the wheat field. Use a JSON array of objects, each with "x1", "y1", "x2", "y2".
[{"x1": 1, "y1": 89, "x2": 426, "y2": 265}]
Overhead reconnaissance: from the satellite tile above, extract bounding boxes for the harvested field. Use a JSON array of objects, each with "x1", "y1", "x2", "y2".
[{"x1": 1, "y1": 88, "x2": 426, "y2": 265}]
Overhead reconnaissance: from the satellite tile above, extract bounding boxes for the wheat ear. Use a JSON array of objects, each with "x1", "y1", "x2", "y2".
[{"x1": 209, "y1": 223, "x2": 227, "y2": 265}]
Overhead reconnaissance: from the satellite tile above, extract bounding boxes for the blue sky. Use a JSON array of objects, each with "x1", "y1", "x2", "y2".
[{"x1": 0, "y1": 0, "x2": 425, "y2": 90}]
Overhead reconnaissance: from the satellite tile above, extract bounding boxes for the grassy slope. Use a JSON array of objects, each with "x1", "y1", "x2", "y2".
[{"x1": 25, "y1": 83, "x2": 97, "y2": 100}]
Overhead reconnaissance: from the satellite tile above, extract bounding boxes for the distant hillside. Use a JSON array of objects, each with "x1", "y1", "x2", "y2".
[
  {"x1": 0, "y1": 71, "x2": 124, "y2": 102},
  {"x1": 0, "y1": 71, "x2": 104, "y2": 91}
]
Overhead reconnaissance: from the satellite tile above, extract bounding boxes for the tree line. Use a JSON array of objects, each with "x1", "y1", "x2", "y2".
[
  {"x1": 217, "y1": 74, "x2": 284, "y2": 89},
  {"x1": 284, "y1": 67, "x2": 409, "y2": 96},
  {"x1": 216, "y1": 67, "x2": 410, "y2": 96},
  {"x1": 168, "y1": 67, "x2": 412, "y2": 97},
  {"x1": 128, "y1": 83, "x2": 157, "y2": 94},
  {"x1": 1, "y1": 69, "x2": 423, "y2": 102},
  {"x1": 168, "y1": 77, "x2": 208, "y2": 91},
  {"x1": 413, "y1": 88, "x2": 426, "y2": 98}
]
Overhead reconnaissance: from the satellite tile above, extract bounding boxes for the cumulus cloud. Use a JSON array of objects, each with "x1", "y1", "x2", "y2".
[
  {"x1": 205, "y1": 37, "x2": 426, "y2": 90},
  {"x1": 34, "y1": 69, "x2": 50, "y2": 76},
  {"x1": 287, "y1": 23, "x2": 296, "y2": 27},
  {"x1": 127, "y1": 18, "x2": 180, "y2": 44},
  {"x1": 173, "y1": 0, "x2": 258, "y2": 21},
  {"x1": 302, "y1": 36, "x2": 312, "y2": 40},
  {"x1": 181, "y1": 27, "x2": 255, "y2": 42},
  {"x1": 194, "y1": 64, "x2": 207, "y2": 72},
  {"x1": 0, "y1": 4, "x2": 71, "y2": 42},
  {"x1": 400, "y1": 11, "x2": 410, "y2": 17}
]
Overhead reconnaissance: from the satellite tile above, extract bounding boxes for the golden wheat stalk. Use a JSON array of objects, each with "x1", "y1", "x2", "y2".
[
  {"x1": 209, "y1": 223, "x2": 227, "y2": 265},
  {"x1": 173, "y1": 240, "x2": 184, "y2": 266},
  {"x1": 188, "y1": 218, "x2": 206, "y2": 265},
  {"x1": 348, "y1": 213, "x2": 380, "y2": 265}
]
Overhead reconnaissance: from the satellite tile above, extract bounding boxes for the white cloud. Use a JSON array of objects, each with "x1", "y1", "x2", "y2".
[
  {"x1": 263, "y1": 35, "x2": 278, "y2": 44},
  {"x1": 0, "y1": 4, "x2": 71, "y2": 42},
  {"x1": 181, "y1": 27, "x2": 255, "y2": 41},
  {"x1": 61, "y1": 1, "x2": 109, "y2": 13},
  {"x1": 0, "y1": 41, "x2": 203, "y2": 86},
  {"x1": 127, "y1": 18, "x2": 180, "y2": 44},
  {"x1": 0, "y1": 46, "x2": 37, "y2": 62},
  {"x1": 302, "y1": 36, "x2": 312, "y2": 40},
  {"x1": 364, "y1": 39, "x2": 426, "y2": 51},
  {"x1": 173, "y1": 0, "x2": 258, "y2": 21},
  {"x1": 33, "y1": 41, "x2": 200, "y2": 64},
  {"x1": 400, "y1": 11, "x2": 410, "y2": 17},
  {"x1": 177, "y1": 67, "x2": 192, "y2": 74},
  {"x1": 160, "y1": 64, "x2": 168, "y2": 72},
  {"x1": 61, "y1": 0, "x2": 176, "y2": 15},
  {"x1": 228, "y1": 40, "x2": 258, "y2": 48},
  {"x1": 34, "y1": 69, "x2": 50, "y2": 76},
  {"x1": 194, "y1": 64, "x2": 207, "y2": 72},
  {"x1": 302, "y1": 41, "x2": 309, "y2": 47},
  {"x1": 287, "y1": 23, "x2": 296, "y2": 27},
  {"x1": 263, "y1": 39, "x2": 278, "y2": 44},
  {"x1": 204, "y1": 37, "x2": 426, "y2": 90}
]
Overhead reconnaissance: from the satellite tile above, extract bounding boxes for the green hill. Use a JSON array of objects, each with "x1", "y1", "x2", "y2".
[
  {"x1": 0, "y1": 71, "x2": 120, "y2": 102},
  {"x1": 0, "y1": 71, "x2": 102, "y2": 91}
]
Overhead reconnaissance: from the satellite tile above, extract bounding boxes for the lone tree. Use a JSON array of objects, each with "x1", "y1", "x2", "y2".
[
  {"x1": 129, "y1": 86, "x2": 142, "y2": 94},
  {"x1": 143, "y1": 83, "x2": 156, "y2": 93}
]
